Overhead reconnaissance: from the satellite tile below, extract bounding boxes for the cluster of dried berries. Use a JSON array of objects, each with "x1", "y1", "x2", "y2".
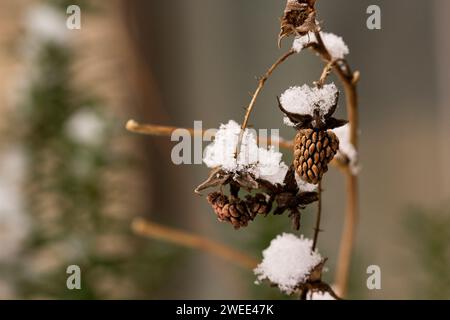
[
  {"x1": 277, "y1": 92, "x2": 347, "y2": 185},
  {"x1": 207, "y1": 192, "x2": 271, "y2": 229},
  {"x1": 196, "y1": 166, "x2": 318, "y2": 230},
  {"x1": 278, "y1": 0, "x2": 318, "y2": 47}
]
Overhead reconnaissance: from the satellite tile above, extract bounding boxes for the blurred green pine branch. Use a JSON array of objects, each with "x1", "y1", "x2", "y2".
[{"x1": 404, "y1": 205, "x2": 450, "y2": 299}]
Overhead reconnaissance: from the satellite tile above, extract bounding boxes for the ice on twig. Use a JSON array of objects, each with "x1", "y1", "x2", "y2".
[
  {"x1": 293, "y1": 32, "x2": 349, "y2": 60},
  {"x1": 254, "y1": 233, "x2": 323, "y2": 295},
  {"x1": 280, "y1": 83, "x2": 338, "y2": 119}
]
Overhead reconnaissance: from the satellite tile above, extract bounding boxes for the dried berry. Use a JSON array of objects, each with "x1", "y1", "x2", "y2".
[
  {"x1": 207, "y1": 192, "x2": 253, "y2": 229},
  {"x1": 293, "y1": 129, "x2": 339, "y2": 184}
]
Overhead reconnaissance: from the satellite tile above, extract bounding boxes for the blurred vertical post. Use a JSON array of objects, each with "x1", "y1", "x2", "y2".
[{"x1": 434, "y1": 0, "x2": 450, "y2": 200}]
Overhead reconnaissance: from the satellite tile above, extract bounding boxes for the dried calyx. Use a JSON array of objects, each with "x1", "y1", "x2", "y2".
[
  {"x1": 258, "y1": 165, "x2": 318, "y2": 230},
  {"x1": 278, "y1": 85, "x2": 347, "y2": 184},
  {"x1": 279, "y1": 0, "x2": 318, "y2": 47},
  {"x1": 196, "y1": 166, "x2": 318, "y2": 230},
  {"x1": 296, "y1": 260, "x2": 341, "y2": 300}
]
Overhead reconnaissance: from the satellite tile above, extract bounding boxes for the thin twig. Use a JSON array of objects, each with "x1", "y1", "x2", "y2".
[
  {"x1": 126, "y1": 119, "x2": 199, "y2": 136},
  {"x1": 236, "y1": 49, "x2": 296, "y2": 156},
  {"x1": 132, "y1": 217, "x2": 258, "y2": 270},
  {"x1": 312, "y1": 31, "x2": 360, "y2": 297},
  {"x1": 126, "y1": 119, "x2": 294, "y2": 150},
  {"x1": 241, "y1": 49, "x2": 295, "y2": 131},
  {"x1": 315, "y1": 60, "x2": 335, "y2": 88},
  {"x1": 312, "y1": 181, "x2": 322, "y2": 251}
]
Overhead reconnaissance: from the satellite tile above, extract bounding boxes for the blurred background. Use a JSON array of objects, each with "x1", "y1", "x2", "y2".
[{"x1": 0, "y1": 0, "x2": 448, "y2": 299}]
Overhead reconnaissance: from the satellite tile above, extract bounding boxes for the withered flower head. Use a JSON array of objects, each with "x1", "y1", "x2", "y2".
[
  {"x1": 196, "y1": 168, "x2": 268, "y2": 229},
  {"x1": 196, "y1": 166, "x2": 318, "y2": 230},
  {"x1": 259, "y1": 165, "x2": 318, "y2": 230},
  {"x1": 194, "y1": 167, "x2": 259, "y2": 195},
  {"x1": 279, "y1": 0, "x2": 319, "y2": 47},
  {"x1": 297, "y1": 259, "x2": 341, "y2": 300}
]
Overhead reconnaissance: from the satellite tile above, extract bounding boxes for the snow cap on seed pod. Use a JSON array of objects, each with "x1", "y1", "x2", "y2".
[
  {"x1": 333, "y1": 124, "x2": 359, "y2": 175},
  {"x1": 292, "y1": 32, "x2": 349, "y2": 60},
  {"x1": 279, "y1": 83, "x2": 341, "y2": 125},
  {"x1": 254, "y1": 233, "x2": 325, "y2": 295},
  {"x1": 202, "y1": 120, "x2": 292, "y2": 187}
]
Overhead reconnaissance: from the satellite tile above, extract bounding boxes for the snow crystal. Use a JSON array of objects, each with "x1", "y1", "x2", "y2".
[
  {"x1": 280, "y1": 83, "x2": 338, "y2": 118},
  {"x1": 292, "y1": 32, "x2": 349, "y2": 60},
  {"x1": 255, "y1": 151, "x2": 290, "y2": 186},
  {"x1": 203, "y1": 120, "x2": 242, "y2": 171},
  {"x1": 203, "y1": 120, "x2": 288, "y2": 185},
  {"x1": 295, "y1": 173, "x2": 318, "y2": 192},
  {"x1": 292, "y1": 32, "x2": 315, "y2": 53},
  {"x1": 254, "y1": 233, "x2": 323, "y2": 295},
  {"x1": 333, "y1": 124, "x2": 359, "y2": 174},
  {"x1": 283, "y1": 116, "x2": 296, "y2": 127},
  {"x1": 307, "y1": 291, "x2": 336, "y2": 300}
]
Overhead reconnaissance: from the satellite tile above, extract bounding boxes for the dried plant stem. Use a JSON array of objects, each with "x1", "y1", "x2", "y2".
[
  {"x1": 126, "y1": 119, "x2": 199, "y2": 136},
  {"x1": 236, "y1": 49, "x2": 295, "y2": 156},
  {"x1": 132, "y1": 217, "x2": 258, "y2": 270},
  {"x1": 126, "y1": 119, "x2": 295, "y2": 149},
  {"x1": 241, "y1": 49, "x2": 295, "y2": 131},
  {"x1": 312, "y1": 32, "x2": 360, "y2": 297},
  {"x1": 315, "y1": 60, "x2": 335, "y2": 88},
  {"x1": 312, "y1": 181, "x2": 322, "y2": 251},
  {"x1": 126, "y1": 119, "x2": 347, "y2": 172}
]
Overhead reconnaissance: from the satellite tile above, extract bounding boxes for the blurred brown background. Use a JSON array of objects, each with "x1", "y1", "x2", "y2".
[{"x1": 0, "y1": 0, "x2": 448, "y2": 299}]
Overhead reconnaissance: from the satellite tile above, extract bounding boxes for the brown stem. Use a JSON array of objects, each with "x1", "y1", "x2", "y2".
[
  {"x1": 312, "y1": 181, "x2": 322, "y2": 251},
  {"x1": 241, "y1": 49, "x2": 295, "y2": 131},
  {"x1": 312, "y1": 32, "x2": 359, "y2": 297},
  {"x1": 236, "y1": 49, "x2": 296, "y2": 155},
  {"x1": 126, "y1": 119, "x2": 348, "y2": 172},
  {"x1": 315, "y1": 60, "x2": 335, "y2": 88},
  {"x1": 126, "y1": 119, "x2": 294, "y2": 150},
  {"x1": 126, "y1": 119, "x2": 199, "y2": 136},
  {"x1": 299, "y1": 281, "x2": 343, "y2": 300},
  {"x1": 132, "y1": 217, "x2": 258, "y2": 270}
]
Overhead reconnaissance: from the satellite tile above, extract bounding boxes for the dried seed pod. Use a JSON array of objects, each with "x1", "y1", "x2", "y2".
[
  {"x1": 293, "y1": 129, "x2": 339, "y2": 184},
  {"x1": 277, "y1": 91, "x2": 347, "y2": 185},
  {"x1": 278, "y1": 0, "x2": 318, "y2": 47},
  {"x1": 207, "y1": 192, "x2": 253, "y2": 229}
]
